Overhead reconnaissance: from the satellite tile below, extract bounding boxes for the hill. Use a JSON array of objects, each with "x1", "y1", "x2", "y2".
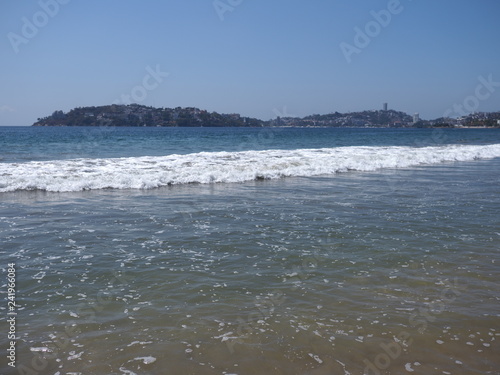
[
  {"x1": 33, "y1": 104, "x2": 265, "y2": 127},
  {"x1": 33, "y1": 105, "x2": 500, "y2": 128}
]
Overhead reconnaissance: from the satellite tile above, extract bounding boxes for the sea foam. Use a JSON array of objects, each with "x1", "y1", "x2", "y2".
[{"x1": 1, "y1": 144, "x2": 499, "y2": 192}]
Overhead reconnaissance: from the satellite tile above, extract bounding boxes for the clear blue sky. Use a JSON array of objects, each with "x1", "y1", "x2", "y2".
[{"x1": 1, "y1": 0, "x2": 500, "y2": 125}]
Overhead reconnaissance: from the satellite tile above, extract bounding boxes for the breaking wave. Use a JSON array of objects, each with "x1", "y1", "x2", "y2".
[{"x1": 1, "y1": 144, "x2": 500, "y2": 192}]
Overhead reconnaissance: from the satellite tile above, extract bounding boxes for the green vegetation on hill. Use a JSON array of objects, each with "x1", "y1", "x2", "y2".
[
  {"x1": 34, "y1": 104, "x2": 264, "y2": 127},
  {"x1": 33, "y1": 104, "x2": 500, "y2": 128}
]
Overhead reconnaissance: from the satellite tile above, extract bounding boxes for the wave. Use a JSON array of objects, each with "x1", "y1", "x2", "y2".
[{"x1": 1, "y1": 144, "x2": 500, "y2": 192}]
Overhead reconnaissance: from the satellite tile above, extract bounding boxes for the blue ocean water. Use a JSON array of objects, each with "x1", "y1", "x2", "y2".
[
  {"x1": 1, "y1": 127, "x2": 499, "y2": 374},
  {"x1": 1, "y1": 126, "x2": 499, "y2": 163}
]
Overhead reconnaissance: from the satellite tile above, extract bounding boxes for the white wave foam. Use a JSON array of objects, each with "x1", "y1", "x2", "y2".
[{"x1": 1, "y1": 144, "x2": 499, "y2": 192}]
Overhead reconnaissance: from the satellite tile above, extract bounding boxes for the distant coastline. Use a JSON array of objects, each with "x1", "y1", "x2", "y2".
[{"x1": 32, "y1": 104, "x2": 500, "y2": 129}]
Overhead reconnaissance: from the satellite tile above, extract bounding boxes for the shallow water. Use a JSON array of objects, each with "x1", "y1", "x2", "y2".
[
  {"x1": 1, "y1": 157, "x2": 499, "y2": 374},
  {"x1": 1, "y1": 127, "x2": 499, "y2": 374}
]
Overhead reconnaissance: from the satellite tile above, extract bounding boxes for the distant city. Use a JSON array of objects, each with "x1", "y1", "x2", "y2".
[{"x1": 33, "y1": 103, "x2": 500, "y2": 128}]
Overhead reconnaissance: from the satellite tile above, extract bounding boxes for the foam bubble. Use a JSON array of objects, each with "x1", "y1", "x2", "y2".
[
  {"x1": 134, "y1": 356, "x2": 156, "y2": 364},
  {"x1": 1, "y1": 144, "x2": 499, "y2": 192}
]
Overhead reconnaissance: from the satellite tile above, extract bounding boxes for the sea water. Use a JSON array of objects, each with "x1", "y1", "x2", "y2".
[{"x1": 0, "y1": 127, "x2": 499, "y2": 374}]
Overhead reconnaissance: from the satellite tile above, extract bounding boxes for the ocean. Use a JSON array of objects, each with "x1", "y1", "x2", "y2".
[{"x1": 1, "y1": 126, "x2": 499, "y2": 375}]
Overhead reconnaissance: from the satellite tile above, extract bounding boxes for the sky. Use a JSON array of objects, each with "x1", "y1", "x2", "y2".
[{"x1": 1, "y1": 0, "x2": 500, "y2": 126}]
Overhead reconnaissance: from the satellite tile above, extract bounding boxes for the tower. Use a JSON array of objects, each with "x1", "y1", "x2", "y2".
[
  {"x1": 383, "y1": 103, "x2": 388, "y2": 111},
  {"x1": 413, "y1": 113, "x2": 420, "y2": 123}
]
